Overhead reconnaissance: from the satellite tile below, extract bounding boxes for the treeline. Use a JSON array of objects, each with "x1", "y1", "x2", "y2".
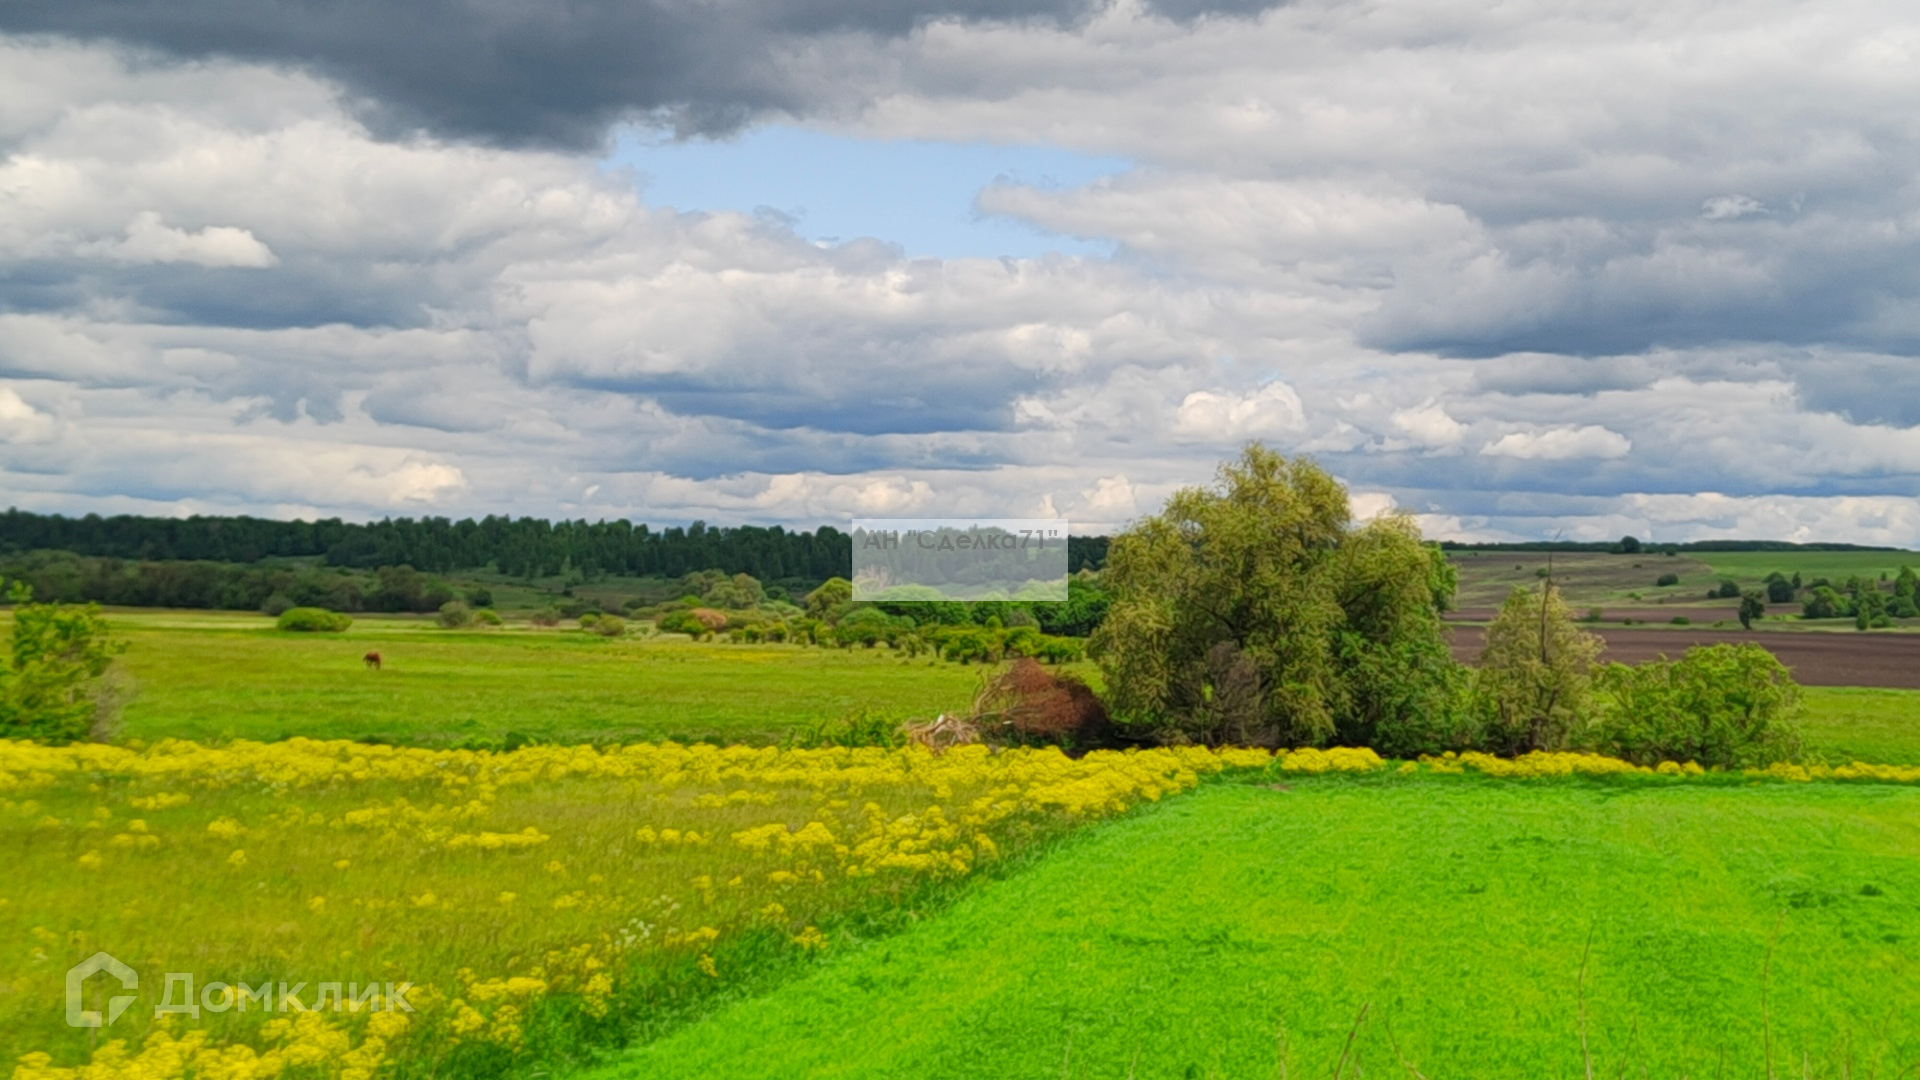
[
  {"x1": 1441, "y1": 538, "x2": 1905, "y2": 554},
  {"x1": 0, "y1": 509, "x2": 1114, "y2": 580},
  {"x1": 0, "y1": 552, "x2": 477, "y2": 614}
]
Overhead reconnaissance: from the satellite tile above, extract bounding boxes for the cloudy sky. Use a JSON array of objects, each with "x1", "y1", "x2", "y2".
[{"x1": 4, "y1": 0, "x2": 1920, "y2": 543}]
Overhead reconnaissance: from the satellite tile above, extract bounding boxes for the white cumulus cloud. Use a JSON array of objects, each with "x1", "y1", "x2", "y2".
[
  {"x1": 106, "y1": 211, "x2": 278, "y2": 268},
  {"x1": 1480, "y1": 425, "x2": 1633, "y2": 460},
  {"x1": 1171, "y1": 382, "x2": 1306, "y2": 442}
]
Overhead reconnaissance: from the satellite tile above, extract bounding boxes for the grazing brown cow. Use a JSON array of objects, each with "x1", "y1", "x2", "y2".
[{"x1": 363, "y1": 651, "x2": 382, "y2": 670}]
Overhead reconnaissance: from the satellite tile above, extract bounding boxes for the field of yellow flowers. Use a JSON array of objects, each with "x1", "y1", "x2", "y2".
[{"x1": 3, "y1": 737, "x2": 1270, "y2": 1078}]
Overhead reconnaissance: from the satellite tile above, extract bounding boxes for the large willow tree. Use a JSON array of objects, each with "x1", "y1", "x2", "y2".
[{"x1": 1091, "y1": 445, "x2": 1463, "y2": 750}]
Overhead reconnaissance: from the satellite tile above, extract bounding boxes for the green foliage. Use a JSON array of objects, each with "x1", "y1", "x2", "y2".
[
  {"x1": 1093, "y1": 445, "x2": 1459, "y2": 748},
  {"x1": 275, "y1": 607, "x2": 353, "y2": 632},
  {"x1": 1738, "y1": 592, "x2": 1764, "y2": 629},
  {"x1": 1031, "y1": 575, "x2": 1110, "y2": 636},
  {"x1": 0, "y1": 585, "x2": 126, "y2": 742},
  {"x1": 1714, "y1": 579, "x2": 1741, "y2": 598},
  {"x1": 436, "y1": 600, "x2": 475, "y2": 628},
  {"x1": 1855, "y1": 588, "x2": 1889, "y2": 630},
  {"x1": 369, "y1": 564, "x2": 457, "y2": 613},
  {"x1": 1802, "y1": 585, "x2": 1849, "y2": 619},
  {"x1": 1475, "y1": 583, "x2": 1603, "y2": 755},
  {"x1": 786, "y1": 707, "x2": 909, "y2": 750},
  {"x1": 1592, "y1": 643, "x2": 1803, "y2": 767},
  {"x1": 1655, "y1": 572, "x2": 1680, "y2": 586},
  {"x1": 654, "y1": 609, "x2": 710, "y2": 637},
  {"x1": 804, "y1": 578, "x2": 852, "y2": 620},
  {"x1": 580, "y1": 613, "x2": 627, "y2": 637},
  {"x1": 1764, "y1": 572, "x2": 1796, "y2": 603}
]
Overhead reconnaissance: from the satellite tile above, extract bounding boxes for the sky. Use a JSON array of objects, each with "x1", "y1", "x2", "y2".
[{"x1": 2, "y1": 0, "x2": 1920, "y2": 543}]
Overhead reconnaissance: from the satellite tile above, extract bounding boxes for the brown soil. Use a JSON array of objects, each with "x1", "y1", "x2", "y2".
[{"x1": 1447, "y1": 625, "x2": 1920, "y2": 688}]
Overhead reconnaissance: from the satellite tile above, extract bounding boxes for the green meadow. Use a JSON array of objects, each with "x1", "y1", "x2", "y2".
[
  {"x1": 101, "y1": 610, "x2": 994, "y2": 746},
  {"x1": 13, "y1": 605, "x2": 1920, "y2": 1078},
  {"x1": 93, "y1": 609, "x2": 1920, "y2": 765},
  {"x1": 591, "y1": 775, "x2": 1920, "y2": 1079}
]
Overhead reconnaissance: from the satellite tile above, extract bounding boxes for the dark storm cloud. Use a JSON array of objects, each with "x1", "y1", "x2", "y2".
[
  {"x1": 0, "y1": 0, "x2": 1282, "y2": 149},
  {"x1": 1793, "y1": 356, "x2": 1920, "y2": 429}
]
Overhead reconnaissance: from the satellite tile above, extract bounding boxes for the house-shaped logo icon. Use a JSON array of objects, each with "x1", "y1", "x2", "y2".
[{"x1": 65, "y1": 952, "x2": 138, "y2": 1028}]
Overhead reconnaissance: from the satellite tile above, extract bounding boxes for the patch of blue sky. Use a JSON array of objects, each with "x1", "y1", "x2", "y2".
[{"x1": 602, "y1": 125, "x2": 1129, "y2": 260}]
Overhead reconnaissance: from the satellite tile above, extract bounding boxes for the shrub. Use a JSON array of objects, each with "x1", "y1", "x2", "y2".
[
  {"x1": 276, "y1": 607, "x2": 352, "y2": 632},
  {"x1": 935, "y1": 625, "x2": 998, "y2": 664},
  {"x1": 1802, "y1": 586, "x2": 1848, "y2": 619},
  {"x1": 528, "y1": 607, "x2": 561, "y2": 627},
  {"x1": 654, "y1": 609, "x2": 701, "y2": 636},
  {"x1": 1655, "y1": 573, "x2": 1679, "y2": 587},
  {"x1": 465, "y1": 586, "x2": 494, "y2": 608},
  {"x1": 0, "y1": 586, "x2": 127, "y2": 743},
  {"x1": 1715, "y1": 580, "x2": 1741, "y2": 598},
  {"x1": 437, "y1": 601, "x2": 475, "y2": 628},
  {"x1": 804, "y1": 578, "x2": 852, "y2": 619},
  {"x1": 1670, "y1": 616, "x2": 1691, "y2": 625},
  {"x1": 1592, "y1": 643, "x2": 1802, "y2": 767},
  {"x1": 474, "y1": 608, "x2": 503, "y2": 626},
  {"x1": 589, "y1": 613, "x2": 626, "y2": 637},
  {"x1": 691, "y1": 608, "x2": 729, "y2": 634},
  {"x1": 260, "y1": 593, "x2": 295, "y2": 617}
]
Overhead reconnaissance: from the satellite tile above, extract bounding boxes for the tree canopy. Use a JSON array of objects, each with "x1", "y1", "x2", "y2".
[{"x1": 1092, "y1": 445, "x2": 1457, "y2": 748}]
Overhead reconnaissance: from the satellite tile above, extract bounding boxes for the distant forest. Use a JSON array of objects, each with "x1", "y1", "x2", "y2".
[{"x1": 0, "y1": 510, "x2": 1113, "y2": 581}]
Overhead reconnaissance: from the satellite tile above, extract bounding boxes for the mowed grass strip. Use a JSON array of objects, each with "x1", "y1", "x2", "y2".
[
  {"x1": 96, "y1": 610, "x2": 997, "y2": 745},
  {"x1": 591, "y1": 777, "x2": 1920, "y2": 1079}
]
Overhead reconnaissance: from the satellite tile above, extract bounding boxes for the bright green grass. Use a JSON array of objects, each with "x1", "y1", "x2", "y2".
[
  {"x1": 587, "y1": 776, "x2": 1920, "y2": 1080},
  {"x1": 89, "y1": 611, "x2": 1920, "y2": 764},
  {"x1": 101, "y1": 610, "x2": 996, "y2": 745},
  {"x1": 1802, "y1": 687, "x2": 1920, "y2": 764},
  {"x1": 1700, "y1": 550, "x2": 1920, "y2": 585}
]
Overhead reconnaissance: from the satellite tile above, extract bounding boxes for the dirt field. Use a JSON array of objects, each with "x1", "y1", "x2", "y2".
[{"x1": 1447, "y1": 624, "x2": 1920, "y2": 688}]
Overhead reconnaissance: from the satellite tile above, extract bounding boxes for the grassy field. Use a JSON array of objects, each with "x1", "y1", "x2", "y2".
[
  {"x1": 101, "y1": 610, "x2": 1000, "y2": 746},
  {"x1": 87, "y1": 609, "x2": 1920, "y2": 765},
  {"x1": 5, "y1": 736, "x2": 1257, "y2": 1075},
  {"x1": 1801, "y1": 687, "x2": 1920, "y2": 764},
  {"x1": 1447, "y1": 549, "x2": 1920, "y2": 624},
  {"x1": 1699, "y1": 550, "x2": 1920, "y2": 584},
  {"x1": 13, "y1": 606, "x2": 1920, "y2": 1079},
  {"x1": 590, "y1": 774, "x2": 1920, "y2": 1079}
]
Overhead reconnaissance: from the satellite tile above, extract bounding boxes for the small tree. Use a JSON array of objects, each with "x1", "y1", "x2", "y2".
[
  {"x1": 1, "y1": 584, "x2": 127, "y2": 743},
  {"x1": 1476, "y1": 581, "x2": 1603, "y2": 755},
  {"x1": 1738, "y1": 593, "x2": 1765, "y2": 630},
  {"x1": 1764, "y1": 572, "x2": 1795, "y2": 604}
]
